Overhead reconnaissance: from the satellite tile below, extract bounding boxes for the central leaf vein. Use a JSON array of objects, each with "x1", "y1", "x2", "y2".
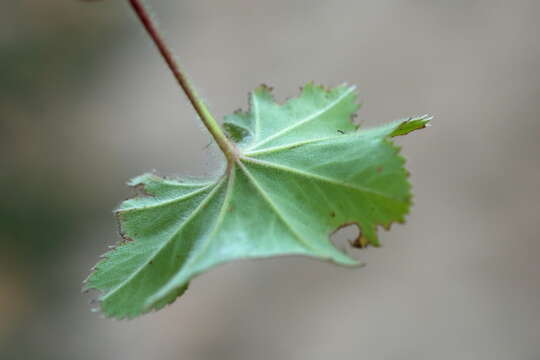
[{"x1": 236, "y1": 160, "x2": 319, "y2": 253}]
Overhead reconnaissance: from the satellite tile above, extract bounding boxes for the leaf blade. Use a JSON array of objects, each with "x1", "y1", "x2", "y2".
[{"x1": 86, "y1": 84, "x2": 430, "y2": 318}]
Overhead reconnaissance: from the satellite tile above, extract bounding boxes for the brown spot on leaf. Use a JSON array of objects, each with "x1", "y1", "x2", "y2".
[
  {"x1": 349, "y1": 234, "x2": 369, "y2": 249},
  {"x1": 132, "y1": 183, "x2": 152, "y2": 197},
  {"x1": 376, "y1": 166, "x2": 384, "y2": 173},
  {"x1": 259, "y1": 83, "x2": 274, "y2": 92},
  {"x1": 118, "y1": 232, "x2": 134, "y2": 245},
  {"x1": 330, "y1": 211, "x2": 336, "y2": 218}
]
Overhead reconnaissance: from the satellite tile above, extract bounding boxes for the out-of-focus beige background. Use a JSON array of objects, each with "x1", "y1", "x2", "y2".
[{"x1": 2, "y1": 1, "x2": 539, "y2": 359}]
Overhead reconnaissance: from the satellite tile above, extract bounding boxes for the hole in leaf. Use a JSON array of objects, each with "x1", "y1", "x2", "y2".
[{"x1": 331, "y1": 223, "x2": 368, "y2": 255}]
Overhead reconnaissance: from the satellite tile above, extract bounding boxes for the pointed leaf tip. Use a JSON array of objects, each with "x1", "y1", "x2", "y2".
[{"x1": 391, "y1": 115, "x2": 432, "y2": 137}]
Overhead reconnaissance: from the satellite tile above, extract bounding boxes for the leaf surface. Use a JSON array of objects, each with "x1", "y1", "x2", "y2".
[{"x1": 86, "y1": 83, "x2": 430, "y2": 318}]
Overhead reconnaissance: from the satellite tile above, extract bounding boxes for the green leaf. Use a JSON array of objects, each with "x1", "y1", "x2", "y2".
[{"x1": 85, "y1": 83, "x2": 430, "y2": 319}]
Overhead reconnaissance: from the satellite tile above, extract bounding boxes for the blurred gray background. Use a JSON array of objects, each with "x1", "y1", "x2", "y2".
[{"x1": 1, "y1": 0, "x2": 539, "y2": 359}]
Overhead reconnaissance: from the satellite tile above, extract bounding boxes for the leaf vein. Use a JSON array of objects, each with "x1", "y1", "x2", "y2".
[
  {"x1": 119, "y1": 183, "x2": 215, "y2": 213},
  {"x1": 237, "y1": 161, "x2": 319, "y2": 252},
  {"x1": 100, "y1": 178, "x2": 226, "y2": 301},
  {"x1": 244, "y1": 134, "x2": 344, "y2": 157},
  {"x1": 247, "y1": 86, "x2": 355, "y2": 151},
  {"x1": 241, "y1": 157, "x2": 400, "y2": 203}
]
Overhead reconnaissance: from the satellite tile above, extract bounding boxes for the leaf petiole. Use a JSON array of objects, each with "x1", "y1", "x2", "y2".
[{"x1": 127, "y1": 0, "x2": 238, "y2": 164}]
